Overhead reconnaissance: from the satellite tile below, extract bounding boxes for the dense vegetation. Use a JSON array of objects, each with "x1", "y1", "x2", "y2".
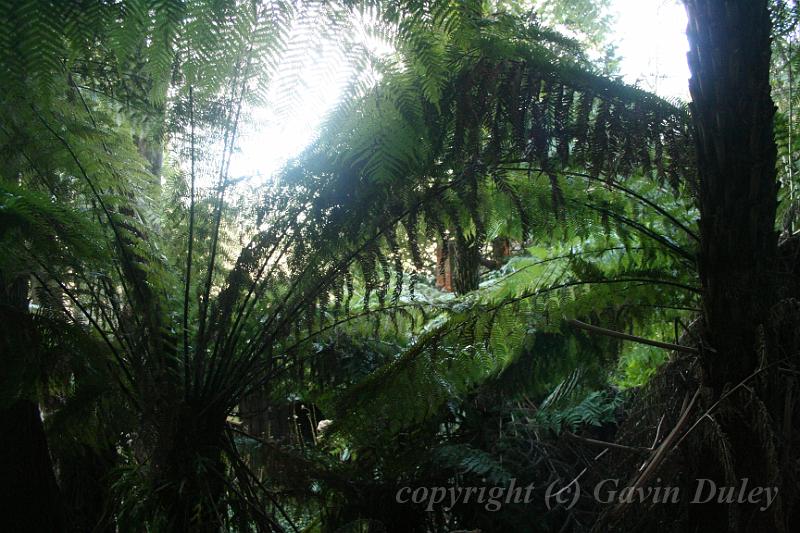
[{"x1": 1, "y1": 1, "x2": 799, "y2": 532}]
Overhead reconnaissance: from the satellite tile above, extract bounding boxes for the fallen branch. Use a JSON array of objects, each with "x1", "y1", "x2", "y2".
[
  {"x1": 566, "y1": 318, "x2": 699, "y2": 354},
  {"x1": 609, "y1": 387, "x2": 701, "y2": 518},
  {"x1": 564, "y1": 431, "x2": 650, "y2": 456}
]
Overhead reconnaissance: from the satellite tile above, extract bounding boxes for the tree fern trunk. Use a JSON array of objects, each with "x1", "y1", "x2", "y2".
[
  {"x1": 150, "y1": 406, "x2": 227, "y2": 533},
  {"x1": 685, "y1": 0, "x2": 790, "y2": 530},
  {"x1": 0, "y1": 275, "x2": 65, "y2": 531},
  {"x1": 686, "y1": 0, "x2": 780, "y2": 390},
  {"x1": 0, "y1": 400, "x2": 65, "y2": 531}
]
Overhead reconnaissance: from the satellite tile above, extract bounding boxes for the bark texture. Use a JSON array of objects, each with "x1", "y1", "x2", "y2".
[
  {"x1": 686, "y1": 0, "x2": 780, "y2": 389},
  {"x1": 684, "y1": 1, "x2": 793, "y2": 530}
]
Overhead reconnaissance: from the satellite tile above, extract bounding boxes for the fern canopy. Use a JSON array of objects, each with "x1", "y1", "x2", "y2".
[{"x1": 0, "y1": 1, "x2": 717, "y2": 532}]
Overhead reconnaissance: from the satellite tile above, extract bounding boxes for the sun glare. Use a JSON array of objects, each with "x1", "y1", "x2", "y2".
[
  {"x1": 232, "y1": 0, "x2": 691, "y2": 184},
  {"x1": 612, "y1": 0, "x2": 690, "y2": 100},
  {"x1": 228, "y1": 44, "x2": 352, "y2": 183}
]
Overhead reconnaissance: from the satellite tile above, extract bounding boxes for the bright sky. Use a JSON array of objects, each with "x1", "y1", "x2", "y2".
[
  {"x1": 228, "y1": 41, "x2": 354, "y2": 181},
  {"x1": 612, "y1": 0, "x2": 690, "y2": 100},
  {"x1": 230, "y1": 0, "x2": 691, "y2": 183}
]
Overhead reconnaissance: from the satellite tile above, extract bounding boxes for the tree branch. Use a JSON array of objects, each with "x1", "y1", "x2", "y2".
[{"x1": 566, "y1": 318, "x2": 699, "y2": 354}]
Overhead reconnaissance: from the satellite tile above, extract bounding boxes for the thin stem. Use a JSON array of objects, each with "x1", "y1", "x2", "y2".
[
  {"x1": 183, "y1": 85, "x2": 197, "y2": 395},
  {"x1": 196, "y1": 52, "x2": 252, "y2": 394},
  {"x1": 566, "y1": 318, "x2": 699, "y2": 354}
]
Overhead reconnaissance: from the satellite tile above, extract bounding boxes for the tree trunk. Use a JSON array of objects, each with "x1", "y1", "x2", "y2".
[
  {"x1": 685, "y1": 0, "x2": 792, "y2": 530},
  {"x1": 452, "y1": 234, "x2": 481, "y2": 295},
  {"x1": 0, "y1": 400, "x2": 65, "y2": 532},
  {"x1": 0, "y1": 275, "x2": 65, "y2": 531},
  {"x1": 686, "y1": 0, "x2": 780, "y2": 391},
  {"x1": 151, "y1": 405, "x2": 227, "y2": 533}
]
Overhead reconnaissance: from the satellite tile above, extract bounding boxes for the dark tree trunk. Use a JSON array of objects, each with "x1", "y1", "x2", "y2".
[
  {"x1": 151, "y1": 405, "x2": 227, "y2": 533},
  {"x1": 435, "y1": 237, "x2": 484, "y2": 295},
  {"x1": 686, "y1": 0, "x2": 780, "y2": 392},
  {"x1": 0, "y1": 275, "x2": 65, "y2": 531},
  {"x1": 0, "y1": 400, "x2": 65, "y2": 532},
  {"x1": 452, "y1": 234, "x2": 481, "y2": 295},
  {"x1": 684, "y1": 1, "x2": 793, "y2": 530}
]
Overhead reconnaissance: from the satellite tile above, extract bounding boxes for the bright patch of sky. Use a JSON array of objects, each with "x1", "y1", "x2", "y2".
[
  {"x1": 612, "y1": 0, "x2": 690, "y2": 101},
  {"x1": 230, "y1": 0, "x2": 691, "y2": 183},
  {"x1": 227, "y1": 32, "x2": 355, "y2": 181}
]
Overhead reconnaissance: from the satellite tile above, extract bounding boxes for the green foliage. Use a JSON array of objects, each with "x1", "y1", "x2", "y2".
[
  {"x1": 528, "y1": 0, "x2": 617, "y2": 54},
  {"x1": 0, "y1": 1, "x2": 708, "y2": 531},
  {"x1": 534, "y1": 388, "x2": 622, "y2": 434},
  {"x1": 770, "y1": 0, "x2": 800, "y2": 232},
  {"x1": 614, "y1": 343, "x2": 669, "y2": 389},
  {"x1": 433, "y1": 443, "x2": 514, "y2": 484}
]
